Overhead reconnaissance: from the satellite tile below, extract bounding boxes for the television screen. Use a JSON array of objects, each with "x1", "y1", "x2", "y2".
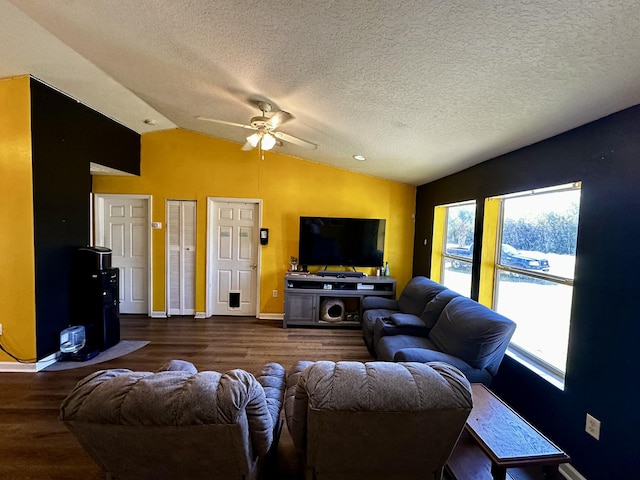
[{"x1": 298, "y1": 217, "x2": 386, "y2": 267}]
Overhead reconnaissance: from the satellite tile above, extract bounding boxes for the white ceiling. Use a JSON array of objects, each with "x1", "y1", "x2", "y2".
[{"x1": 1, "y1": 1, "x2": 639, "y2": 186}]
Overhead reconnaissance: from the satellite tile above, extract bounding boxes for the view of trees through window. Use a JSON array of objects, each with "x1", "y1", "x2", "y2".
[{"x1": 502, "y1": 200, "x2": 579, "y2": 262}]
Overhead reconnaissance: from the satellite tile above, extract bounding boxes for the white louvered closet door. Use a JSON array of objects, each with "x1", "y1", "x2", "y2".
[{"x1": 167, "y1": 200, "x2": 196, "y2": 316}]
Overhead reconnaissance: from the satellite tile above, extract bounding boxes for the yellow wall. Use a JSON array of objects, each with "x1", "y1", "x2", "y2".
[
  {"x1": 430, "y1": 205, "x2": 446, "y2": 282},
  {"x1": 93, "y1": 129, "x2": 416, "y2": 315},
  {"x1": 0, "y1": 76, "x2": 36, "y2": 362},
  {"x1": 478, "y1": 197, "x2": 500, "y2": 307}
]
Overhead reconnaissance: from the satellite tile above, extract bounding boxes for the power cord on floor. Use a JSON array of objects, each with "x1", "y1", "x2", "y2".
[{"x1": 0, "y1": 339, "x2": 37, "y2": 363}]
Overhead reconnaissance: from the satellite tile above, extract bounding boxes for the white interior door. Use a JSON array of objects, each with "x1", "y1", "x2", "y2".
[
  {"x1": 207, "y1": 199, "x2": 260, "y2": 316},
  {"x1": 167, "y1": 200, "x2": 196, "y2": 316},
  {"x1": 95, "y1": 195, "x2": 149, "y2": 314}
]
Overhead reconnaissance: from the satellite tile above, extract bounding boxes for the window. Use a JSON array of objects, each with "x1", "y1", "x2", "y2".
[
  {"x1": 435, "y1": 201, "x2": 476, "y2": 297},
  {"x1": 491, "y1": 182, "x2": 581, "y2": 386}
]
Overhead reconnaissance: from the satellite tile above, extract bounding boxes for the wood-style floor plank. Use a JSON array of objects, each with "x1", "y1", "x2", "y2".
[
  {"x1": 0, "y1": 315, "x2": 371, "y2": 479},
  {"x1": 0, "y1": 315, "x2": 549, "y2": 479}
]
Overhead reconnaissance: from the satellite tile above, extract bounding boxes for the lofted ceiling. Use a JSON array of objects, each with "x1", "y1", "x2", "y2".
[{"x1": 1, "y1": 1, "x2": 639, "y2": 186}]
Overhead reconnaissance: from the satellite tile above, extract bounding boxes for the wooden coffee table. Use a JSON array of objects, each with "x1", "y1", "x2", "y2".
[{"x1": 447, "y1": 383, "x2": 570, "y2": 480}]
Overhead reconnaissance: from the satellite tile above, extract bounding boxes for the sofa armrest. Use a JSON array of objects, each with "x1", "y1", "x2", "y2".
[
  {"x1": 362, "y1": 296, "x2": 399, "y2": 311},
  {"x1": 373, "y1": 316, "x2": 431, "y2": 348},
  {"x1": 256, "y1": 362, "x2": 286, "y2": 428},
  {"x1": 388, "y1": 313, "x2": 429, "y2": 328},
  {"x1": 284, "y1": 361, "x2": 314, "y2": 453}
]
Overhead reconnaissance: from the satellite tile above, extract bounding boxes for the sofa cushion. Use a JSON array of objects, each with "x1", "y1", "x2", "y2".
[
  {"x1": 393, "y1": 348, "x2": 493, "y2": 385},
  {"x1": 421, "y1": 289, "x2": 460, "y2": 328},
  {"x1": 397, "y1": 277, "x2": 447, "y2": 317},
  {"x1": 429, "y1": 296, "x2": 516, "y2": 371},
  {"x1": 375, "y1": 334, "x2": 438, "y2": 362}
]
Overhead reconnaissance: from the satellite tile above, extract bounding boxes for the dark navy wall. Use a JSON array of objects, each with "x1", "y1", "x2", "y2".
[
  {"x1": 29, "y1": 78, "x2": 140, "y2": 359},
  {"x1": 414, "y1": 105, "x2": 640, "y2": 478}
]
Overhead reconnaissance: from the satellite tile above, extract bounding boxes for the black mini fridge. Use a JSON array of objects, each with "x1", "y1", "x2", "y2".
[{"x1": 69, "y1": 246, "x2": 120, "y2": 360}]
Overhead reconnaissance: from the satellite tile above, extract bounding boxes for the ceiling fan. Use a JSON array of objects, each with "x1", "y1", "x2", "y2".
[{"x1": 197, "y1": 101, "x2": 317, "y2": 152}]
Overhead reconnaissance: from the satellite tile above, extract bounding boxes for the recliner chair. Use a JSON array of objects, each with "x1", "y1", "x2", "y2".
[
  {"x1": 284, "y1": 360, "x2": 472, "y2": 480},
  {"x1": 361, "y1": 276, "x2": 448, "y2": 355},
  {"x1": 60, "y1": 360, "x2": 286, "y2": 480}
]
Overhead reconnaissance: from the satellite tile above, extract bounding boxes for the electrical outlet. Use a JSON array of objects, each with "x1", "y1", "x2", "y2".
[
  {"x1": 0, "y1": 323, "x2": 2, "y2": 335},
  {"x1": 272, "y1": 290, "x2": 278, "y2": 297},
  {"x1": 585, "y1": 413, "x2": 601, "y2": 440}
]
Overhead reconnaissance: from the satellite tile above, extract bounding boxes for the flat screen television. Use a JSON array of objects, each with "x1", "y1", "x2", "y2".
[{"x1": 298, "y1": 217, "x2": 386, "y2": 267}]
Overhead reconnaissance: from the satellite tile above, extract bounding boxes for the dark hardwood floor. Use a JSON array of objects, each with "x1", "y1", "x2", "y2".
[
  {"x1": 0, "y1": 315, "x2": 550, "y2": 479},
  {"x1": 0, "y1": 315, "x2": 372, "y2": 480}
]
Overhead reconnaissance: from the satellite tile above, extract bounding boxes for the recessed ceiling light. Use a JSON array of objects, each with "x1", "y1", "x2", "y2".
[
  {"x1": 353, "y1": 154, "x2": 366, "y2": 161},
  {"x1": 143, "y1": 118, "x2": 157, "y2": 125}
]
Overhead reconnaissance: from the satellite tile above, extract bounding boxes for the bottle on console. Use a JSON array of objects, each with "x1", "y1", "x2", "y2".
[{"x1": 383, "y1": 262, "x2": 390, "y2": 277}]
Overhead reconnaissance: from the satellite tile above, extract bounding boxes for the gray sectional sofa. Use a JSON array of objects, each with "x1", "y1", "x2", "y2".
[{"x1": 362, "y1": 276, "x2": 516, "y2": 385}]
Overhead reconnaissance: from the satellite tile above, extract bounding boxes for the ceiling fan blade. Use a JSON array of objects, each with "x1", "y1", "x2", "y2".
[
  {"x1": 273, "y1": 131, "x2": 318, "y2": 150},
  {"x1": 241, "y1": 141, "x2": 255, "y2": 151},
  {"x1": 196, "y1": 116, "x2": 255, "y2": 130},
  {"x1": 267, "y1": 110, "x2": 294, "y2": 129}
]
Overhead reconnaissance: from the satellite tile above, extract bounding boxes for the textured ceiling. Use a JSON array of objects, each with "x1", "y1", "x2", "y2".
[{"x1": 1, "y1": 1, "x2": 639, "y2": 185}]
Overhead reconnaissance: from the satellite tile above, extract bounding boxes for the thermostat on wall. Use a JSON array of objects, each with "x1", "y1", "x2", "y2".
[{"x1": 151, "y1": 222, "x2": 162, "y2": 229}]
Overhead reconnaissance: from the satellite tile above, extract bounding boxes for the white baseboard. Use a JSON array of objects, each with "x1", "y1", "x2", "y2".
[
  {"x1": 0, "y1": 361, "x2": 38, "y2": 372},
  {"x1": 0, "y1": 352, "x2": 57, "y2": 372},
  {"x1": 559, "y1": 463, "x2": 587, "y2": 480},
  {"x1": 150, "y1": 311, "x2": 167, "y2": 318},
  {"x1": 194, "y1": 312, "x2": 207, "y2": 319},
  {"x1": 259, "y1": 313, "x2": 284, "y2": 321}
]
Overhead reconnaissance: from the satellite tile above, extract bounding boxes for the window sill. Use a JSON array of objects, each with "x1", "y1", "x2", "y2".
[{"x1": 506, "y1": 348, "x2": 565, "y2": 391}]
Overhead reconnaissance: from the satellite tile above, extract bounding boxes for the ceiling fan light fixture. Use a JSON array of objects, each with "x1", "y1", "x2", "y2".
[
  {"x1": 261, "y1": 132, "x2": 276, "y2": 150},
  {"x1": 246, "y1": 132, "x2": 261, "y2": 148},
  {"x1": 198, "y1": 102, "x2": 315, "y2": 151}
]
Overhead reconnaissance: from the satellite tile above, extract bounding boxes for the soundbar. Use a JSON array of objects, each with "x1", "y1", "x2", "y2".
[{"x1": 317, "y1": 271, "x2": 365, "y2": 278}]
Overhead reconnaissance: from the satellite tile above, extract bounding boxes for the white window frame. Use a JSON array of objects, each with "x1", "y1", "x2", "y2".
[
  {"x1": 492, "y1": 182, "x2": 581, "y2": 389},
  {"x1": 440, "y1": 200, "x2": 476, "y2": 297}
]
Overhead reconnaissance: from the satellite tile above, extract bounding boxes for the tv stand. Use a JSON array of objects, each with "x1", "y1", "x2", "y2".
[{"x1": 284, "y1": 274, "x2": 396, "y2": 328}]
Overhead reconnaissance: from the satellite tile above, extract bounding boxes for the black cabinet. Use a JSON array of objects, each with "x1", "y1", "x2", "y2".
[{"x1": 70, "y1": 248, "x2": 120, "y2": 356}]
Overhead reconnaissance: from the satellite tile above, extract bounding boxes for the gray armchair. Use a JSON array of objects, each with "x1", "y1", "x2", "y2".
[
  {"x1": 60, "y1": 360, "x2": 286, "y2": 480},
  {"x1": 284, "y1": 360, "x2": 472, "y2": 480}
]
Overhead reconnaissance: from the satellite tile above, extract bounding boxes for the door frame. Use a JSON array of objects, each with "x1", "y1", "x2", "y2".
[
  {"x1": 93, "y1": 193, "x2": 153, "y2": 315},
  {"x1": 205, "y1": 197, "x2": 263, "y2": 318}
]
